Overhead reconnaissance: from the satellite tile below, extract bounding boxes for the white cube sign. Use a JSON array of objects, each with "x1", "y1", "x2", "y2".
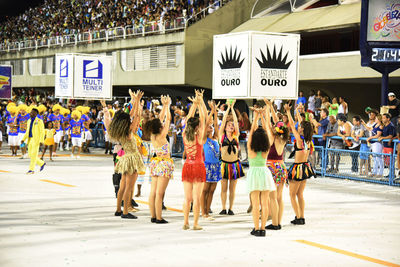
[
  {"x1": 55, "y1": 53, "x2": 112, "y2": 100},
  {"x1": 213, "y1": 31, "x2": 300, "y2": 99},
  {"x1": 74, "y1": 55, "x2": 112, "y2": 99},
  {"x1": 213, "y1": 33, "x2": 250, "y2": 99},
  {"x1": 55, "y1": 54, "x2": 74, "y2": 98}
]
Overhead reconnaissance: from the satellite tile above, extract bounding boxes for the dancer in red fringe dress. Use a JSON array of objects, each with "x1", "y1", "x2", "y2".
[{"x1": 182, "y1": 90, "x2": 207, "y2": 230}]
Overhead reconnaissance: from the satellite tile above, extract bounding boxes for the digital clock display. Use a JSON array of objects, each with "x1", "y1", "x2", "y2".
[{"x1": 371, "y1": 48, "x2": 400, "y2": 62}]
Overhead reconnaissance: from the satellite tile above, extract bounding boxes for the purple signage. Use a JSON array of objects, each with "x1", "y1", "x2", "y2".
[{"x1": 0, "y1": 65, "x2": 12, "y2": 99}]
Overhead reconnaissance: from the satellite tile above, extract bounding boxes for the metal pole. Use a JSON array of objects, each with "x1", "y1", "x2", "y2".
[{"x1": 381, "y1": 69, "x2": 389, "y2": 106}]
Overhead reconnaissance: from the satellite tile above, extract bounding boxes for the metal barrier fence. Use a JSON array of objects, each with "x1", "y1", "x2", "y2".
[
  {"x1": 161, "y1": 132, "x2": 400, "y2": 187},
  {"x1": 311, "y1": 135, "x2": 399, "y2": 187}
]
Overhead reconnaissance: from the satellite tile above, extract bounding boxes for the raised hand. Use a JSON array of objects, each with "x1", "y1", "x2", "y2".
[
  {"x1": 129, "y1": 89, "x2": 135, "y2": 101},
  {"x1": 100, "y1": 100, "x2": 106, "y2": 108},
  {"x1": 284, "y1": 103, "x2": 291, "y2": 111},
  {"x1": 263, "y1": 97, "x2": 271, "y2": 106},
  {"x1": 188, "y1": 96, "x2": 196, "y2": 103},
  {"x1": 208, "y1": 100, "x2": 213, "y2": 109},
  {"x1": 262, "y1": 105, "x2": 267, "y2": 113},
  {"x1": 137, "y1": 90, "x2": 144, "y2": 100}
]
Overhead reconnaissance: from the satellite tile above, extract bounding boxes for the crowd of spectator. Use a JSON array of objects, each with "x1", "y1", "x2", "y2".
[
  {"x1": 0, "y1": 0, "x2": 226, "y2": 45},
  {"x1": 289, "y1": 90, "x2": 400, "y2": 179}
]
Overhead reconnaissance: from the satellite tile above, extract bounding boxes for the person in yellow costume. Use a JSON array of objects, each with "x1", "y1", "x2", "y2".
[{"x1": 21, "y1": 108, "x2": 46, "y2": 174}]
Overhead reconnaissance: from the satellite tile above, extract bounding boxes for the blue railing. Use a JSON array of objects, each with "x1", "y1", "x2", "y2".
[
  {"x1": 169, "y1": 132, "x2": 399, "y2": 186},
  {"x1": 308, "y1": 135, "x2": 399, "y2": 186}
]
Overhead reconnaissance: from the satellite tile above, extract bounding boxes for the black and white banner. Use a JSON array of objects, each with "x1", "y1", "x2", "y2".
[
  {"x1": 212, "y1": 33, "x2": 250, "y2": 99},
  {"x1": 212, "y1": 32, "x2": 299, "y2": 99},
  {"x1": 250, "y1": 33, "x2": 299, "y2": 99}
]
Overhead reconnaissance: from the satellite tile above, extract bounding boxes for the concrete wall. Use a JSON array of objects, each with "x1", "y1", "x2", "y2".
[
  {"x1": 184, "y1": 0, "x2": 258, "y2": 89},
  {"x1": 299, "y1": 51, "x2": 400, "y2": 81},
  {"x1": 3, "y1": 32, "x2": 186, "y2": 89}
]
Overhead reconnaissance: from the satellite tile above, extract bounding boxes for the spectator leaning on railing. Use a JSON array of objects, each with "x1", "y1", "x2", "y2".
[
  {"x1": 337, "y1": 113, "x2": 353, "y2": 172},
  {"x1": 365, "y1": 114, "x2": 384, "y2": 178},
  {"x1": 394, "y1": 116, "x2": 400, "y2": 176},
  {"x1": 350, "y1": 115, "x2": 366, "y2": 174},
  {"x1": 361, "y1": 108, "x2": 378, "y2": 173},
  {"x1": 323, "y1": 115, "x2": 341, "y2": 173},
  {"x1": 336, "y1": 113, "x2": 352, "y2": 144},
  {"x1": 380, "y1": 113, "x2": 396, "y2": 171}
]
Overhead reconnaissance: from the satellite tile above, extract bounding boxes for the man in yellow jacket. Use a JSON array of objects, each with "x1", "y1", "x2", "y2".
[{"x1": 21, "y1": 108, "x2": 46, "y2": 174}]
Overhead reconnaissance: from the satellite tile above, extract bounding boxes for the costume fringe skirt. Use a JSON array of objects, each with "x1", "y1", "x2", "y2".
[
  {"x1": 221, "y1": 160, "x2": 245, "y2": 180},
  {"x1": 182, "y1": 161, "x2": 206, "y2": 183},
  {"x1": 114, "y1": 152, "x2": 146, "y2": 175},
  {"x1": 267, "y1": 160, "x2": 288, "y2": 186},
  {"x1": 287, "y1": 162, "x2": 316, "y2": 181}
]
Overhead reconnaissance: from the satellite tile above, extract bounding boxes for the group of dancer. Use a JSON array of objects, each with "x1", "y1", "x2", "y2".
[
  {"x1": 3, "y1": 102, "x2": 95, "y2": 160},
  {"x1": 103, "y1": 89, "x2": 316, "y2": 235}
]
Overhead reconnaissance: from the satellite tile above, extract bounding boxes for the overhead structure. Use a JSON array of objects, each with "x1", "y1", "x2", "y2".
[{"x1": 360, "y1": 0, "x2": 400, "y2": 105}]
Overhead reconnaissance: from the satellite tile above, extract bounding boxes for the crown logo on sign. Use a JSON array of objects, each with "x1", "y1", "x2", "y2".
[
  {"x1": 257, "y1": 45, "x2": 293, "y2": 69},
  {"x1": 218, "y1": 46, "x2": 244, "y2": 69}
]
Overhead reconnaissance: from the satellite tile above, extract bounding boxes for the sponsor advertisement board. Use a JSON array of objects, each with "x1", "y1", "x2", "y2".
[
  {"x1": 213, "y1": 33, "x2": 250, "y2": 99},
  {"x1": 213, "y1": 31, "x2": 299, "y2": 99},
  {"x1": 0, "y1": 65, "x2": 12, "y2": 99},
  {"x1": 74, "y1": 55, "x2": 112, "y2": 99},
  {"x1": 55, "y1": 54, "x2": 74, "y2": 98},
  {"x1": 55, "y1": 54, "x2": 112, "y2": 100}
]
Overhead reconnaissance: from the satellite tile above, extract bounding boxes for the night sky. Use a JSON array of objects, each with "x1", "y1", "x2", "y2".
[{"x1": 0, "y1": 0, "x2": 43, "y2": 22}]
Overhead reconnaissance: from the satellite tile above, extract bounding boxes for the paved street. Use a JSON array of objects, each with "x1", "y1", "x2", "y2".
[{"x1": 0, "y1": 149, "x2": 399, "y2": 267}]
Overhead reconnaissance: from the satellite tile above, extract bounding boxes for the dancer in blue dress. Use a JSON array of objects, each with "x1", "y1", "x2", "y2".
[{"x1": 201, "y1": 100, "x2": 222, "y2": 220}]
